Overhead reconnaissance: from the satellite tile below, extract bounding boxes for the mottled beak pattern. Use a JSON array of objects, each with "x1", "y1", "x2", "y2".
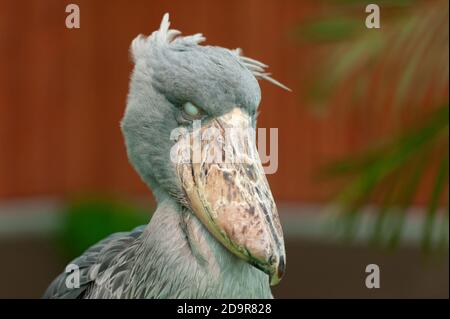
[{"x1": 174, "y1": 108, "x2": 286, "y2": 285}]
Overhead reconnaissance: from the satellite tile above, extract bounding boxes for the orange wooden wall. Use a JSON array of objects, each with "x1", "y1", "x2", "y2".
[{"x1": 0, "y1": 0, "x2": 445, "y2": 204}]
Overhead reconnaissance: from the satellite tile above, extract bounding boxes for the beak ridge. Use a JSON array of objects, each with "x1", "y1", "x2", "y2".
[{"x1": 174, "y1": 108, "x2": 286, "y2": 285}]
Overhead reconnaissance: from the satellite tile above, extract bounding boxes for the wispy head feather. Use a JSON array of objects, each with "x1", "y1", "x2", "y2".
[
  {"x1": 231, "y1": 48, "x2": 291, "y2": 91},
  {"x1": 131, "y1": 13, "x2": 290, "y2": 92}
]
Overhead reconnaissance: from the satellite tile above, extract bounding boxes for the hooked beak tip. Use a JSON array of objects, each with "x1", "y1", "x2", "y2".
[
  {"x1": 277, "y1": 255, "x2": 286, "y2": 280},
  {"x1": 268, "y1": 254, "x2": 285, "y2": 286}
]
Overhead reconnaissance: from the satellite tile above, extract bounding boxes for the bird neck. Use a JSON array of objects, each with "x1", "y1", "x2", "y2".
[{"x1": 134, "y1": 196, "x2": 272, "y2": 298}]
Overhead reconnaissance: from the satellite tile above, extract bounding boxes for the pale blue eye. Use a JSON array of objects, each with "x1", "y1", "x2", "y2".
[{"x1": 183, "y1": 102, "x2": 200, "y2": 117}]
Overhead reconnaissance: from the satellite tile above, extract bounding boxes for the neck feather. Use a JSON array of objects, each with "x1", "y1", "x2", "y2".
[{"x1": 130, "y1": 197, "x2": 272, "y2": 298}]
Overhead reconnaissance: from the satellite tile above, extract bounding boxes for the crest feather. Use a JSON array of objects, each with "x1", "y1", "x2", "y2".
[
  {"x1": 232, "y1": 48, "x2": 291, "y2": 91},
  {"x1": 130, "y1": 13, "x2": 205, "y2": 61},
  {"x1": 131, "y1": 13, "x2": 291, "y2": 92}
]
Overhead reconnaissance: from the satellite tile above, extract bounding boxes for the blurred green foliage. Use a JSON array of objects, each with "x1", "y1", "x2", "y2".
[
  {"x1": 294, "y1": 0, "x2": 417, "y2": 43},
  {"x1": 326, "y1": 105, "x2": 448, "y2": 250},
  {"x1": 59, "y1": 197, "x2": 151, "y2": 260},
  {"x1": 294, "y1": 17, "x2": 361, "y2": 42},
  {"x1": 298, "y1": 0, "x2": 449, "y2": 250}
]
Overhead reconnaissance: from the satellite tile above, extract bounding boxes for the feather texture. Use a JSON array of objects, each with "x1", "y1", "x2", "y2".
[{"x1": 131, "y1": 13, "x2": 290, "y2": 91}]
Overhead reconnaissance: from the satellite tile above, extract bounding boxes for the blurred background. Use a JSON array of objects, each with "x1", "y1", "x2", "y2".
[{"x1": 0, "y1": 0, "x2": 448, "y2": 298}]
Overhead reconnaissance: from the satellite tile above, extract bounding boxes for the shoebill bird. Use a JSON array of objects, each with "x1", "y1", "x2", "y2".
[{"x1": 44, "y1": 13, "x2": 289, "y2": 299}]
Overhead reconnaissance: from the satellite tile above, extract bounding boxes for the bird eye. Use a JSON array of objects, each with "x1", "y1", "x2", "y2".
[
  {"x1": 183, "y1": 102, "x2": 199, "y2": 116},
  {"x1": 182, "y1": 102, "x2": 204, "y2": 120}
]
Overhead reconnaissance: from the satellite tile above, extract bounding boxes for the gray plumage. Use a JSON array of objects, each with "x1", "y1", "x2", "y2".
[
  {"x1": 44, "y1": 201, "x2": 271, "y2": 298},
  {"x1": 44, "y1": 13, "x2": 287, "y2": 299}
]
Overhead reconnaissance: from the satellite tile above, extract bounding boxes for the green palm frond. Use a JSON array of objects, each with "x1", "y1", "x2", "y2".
[
  {"x1": 302, "y1": 0, "x2": 448, "y2": 115},
  {"x1": 324, "y1": 105, "x2": 448, "y2": 249},
  {"x1": 299, "y1": 0, "x2": 449, "y2": 249}
]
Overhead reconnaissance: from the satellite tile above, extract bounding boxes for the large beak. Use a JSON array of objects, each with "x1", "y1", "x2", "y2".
[{"x1": 173, "y1": 108, "x2": 286, "y2": 285}]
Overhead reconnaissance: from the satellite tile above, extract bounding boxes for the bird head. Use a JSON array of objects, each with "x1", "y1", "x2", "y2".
[{"x1": 121, "y1": 13, "x2": 288, "y2": 285}]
